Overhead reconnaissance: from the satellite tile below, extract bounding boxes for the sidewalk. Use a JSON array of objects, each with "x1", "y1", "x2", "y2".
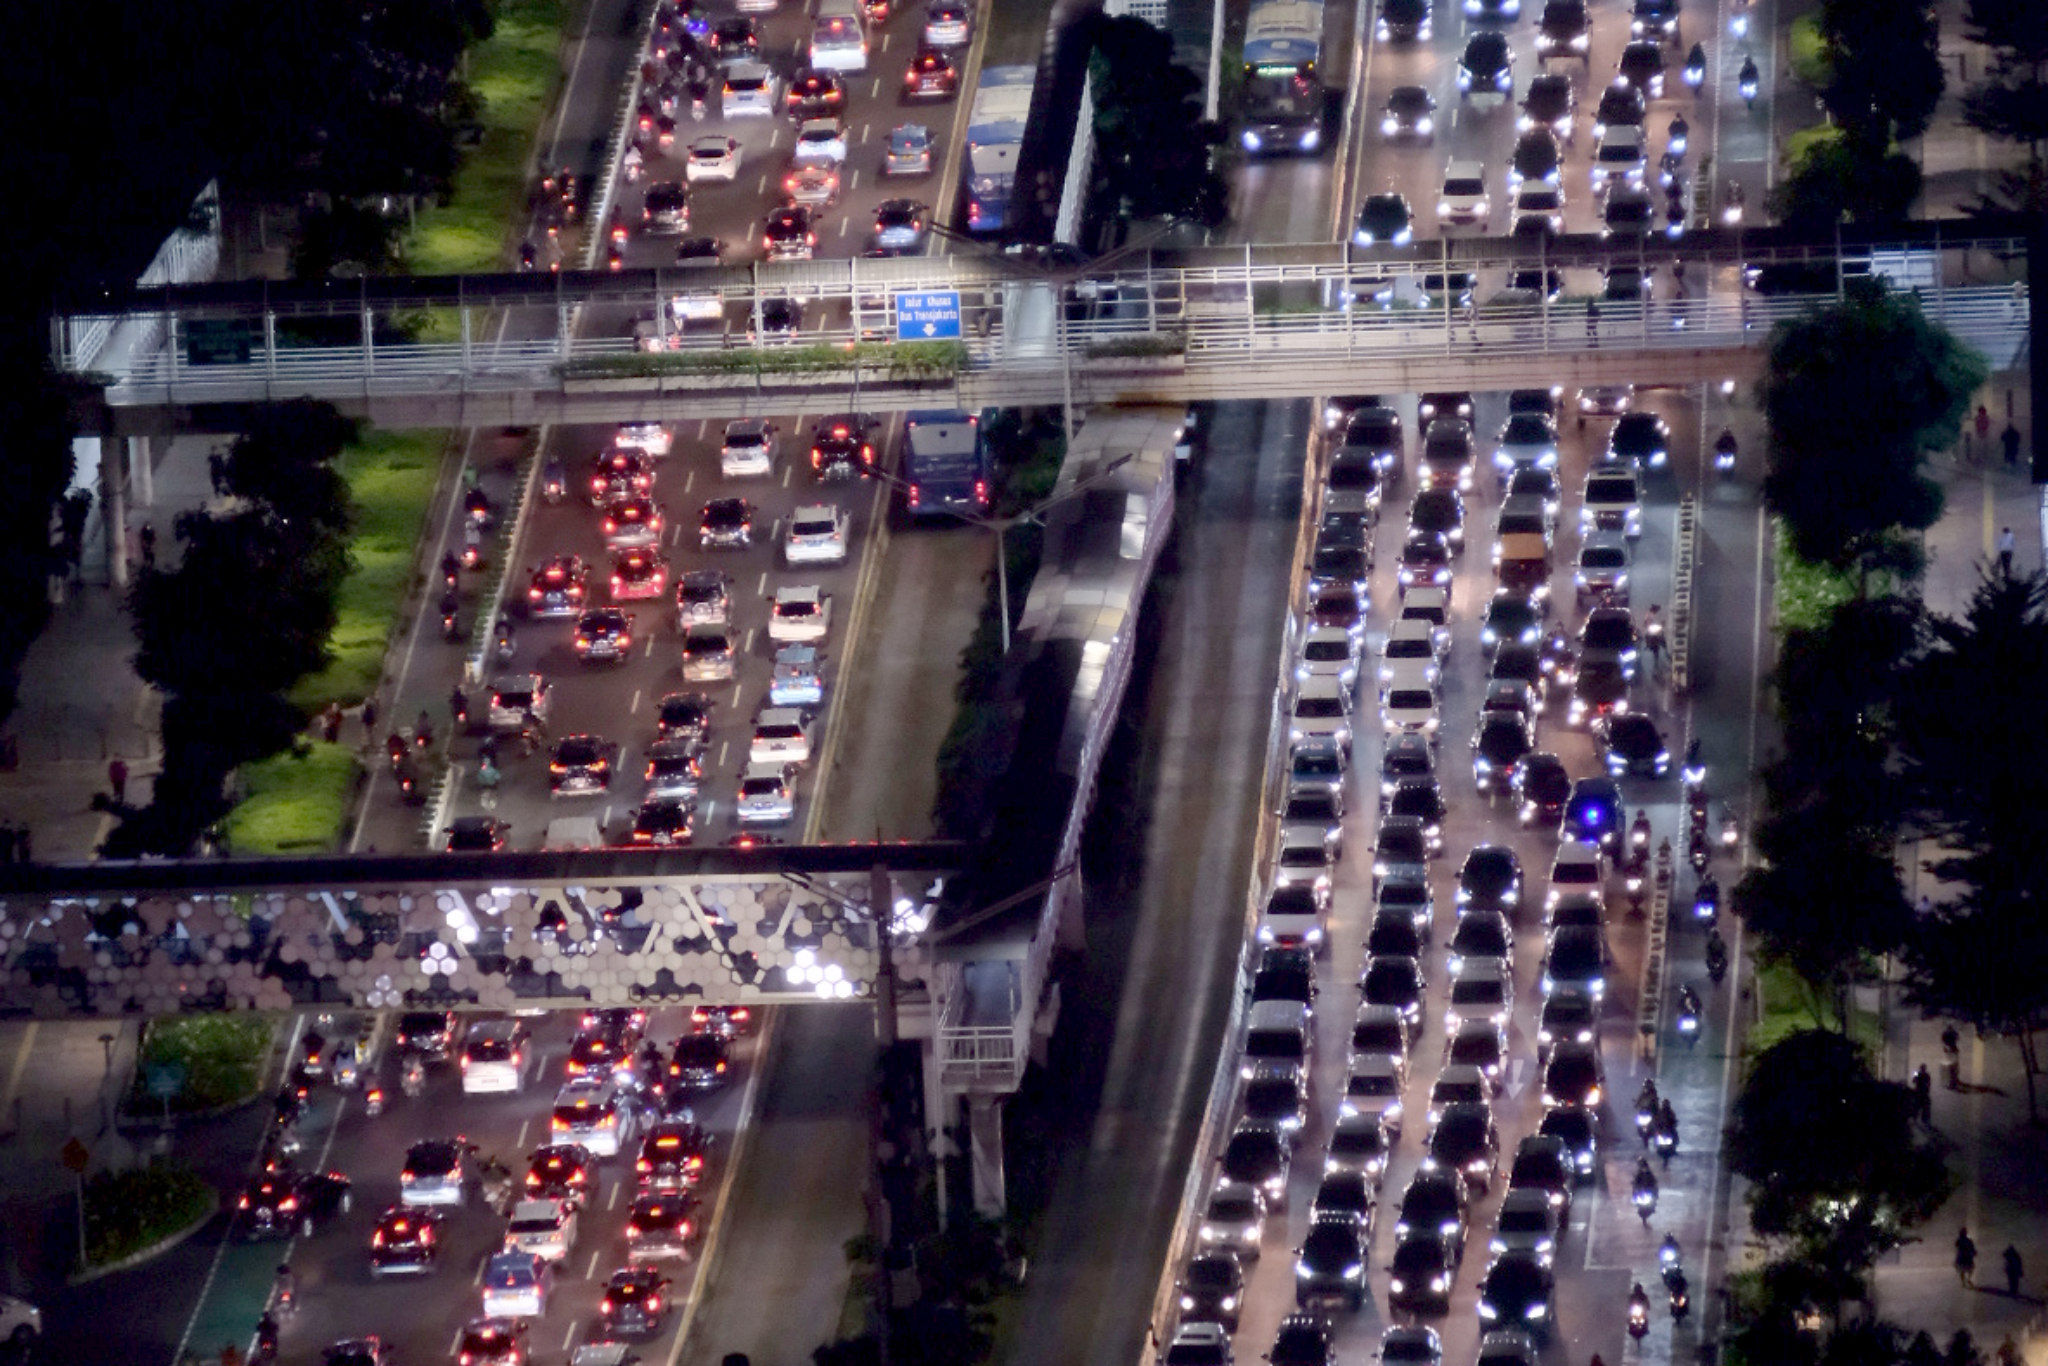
[{"x1": 0, "y1": 434, "x2": 222, "y2": 861}]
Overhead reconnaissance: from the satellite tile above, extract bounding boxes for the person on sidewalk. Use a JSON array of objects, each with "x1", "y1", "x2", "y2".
[
  {"x1": 2004, "y1": 1244, "x2": 2023, "y2": 1297},
  {"x1": 1586, "y1": 299, "x2": 1601, "y2": 347},
  {"x1": 139, "y1": 523, "x2": 156, "y2": 569},
  {"x1": 1957, "y1": 1227, "x2": 1978, "y2": 1287},
  {"x1": 107, "y1": 758, "x2": 128, "y2": 804},
  {"x1": 1998, "y1": 526, "x2": 2017, "y2": 577},
  {"x1": 1976, "y1": 404, "x2": 1993, "y2": 460},
  {"x1": 1944, "y1": 1023, "x2": 1963, "y2": 1089},
  {"x1": 2004, "y1": 422, "x2": 2023, "y2": 468},
  {"x1": 320, "y1": 703, "x2": 342, "y2": 744},
  {"x1": 1644, "y1": 605, "x2": 1666, "y2": 667},
  {"x1": 1913, "y1": 1064, "x2": 1932, "y2": 1123},
  {"x1": 360, "y1": 697, "x2": 379, "y2": 744}
]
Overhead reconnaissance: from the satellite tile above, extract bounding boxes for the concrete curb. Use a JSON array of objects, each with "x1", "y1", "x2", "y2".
[{"x1": 66, "y1": 1195, "x2": 221, "y2": 1287}]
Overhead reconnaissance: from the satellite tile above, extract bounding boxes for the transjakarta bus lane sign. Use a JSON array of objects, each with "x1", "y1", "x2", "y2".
[{"x1": 895, "y1": 290, "x2": 962, "y2": 340}]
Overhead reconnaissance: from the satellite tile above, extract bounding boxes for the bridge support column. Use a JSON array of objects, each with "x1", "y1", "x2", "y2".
[
  {"x1": 967, "y1": 1092, "x2": 1006, "y2": 1216},
  {"x1": 98, "y1": 415, "x2": 128, "y2": 589}
]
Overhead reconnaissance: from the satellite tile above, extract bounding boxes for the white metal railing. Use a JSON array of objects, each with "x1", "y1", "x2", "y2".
[
  {"x1": 935, "y1": 1015, "x2": 1030, "y2": 1090},
  {"x1": 66, "y1": 181, "x2": 222, "y2": 373},
  {"x1": 87, "y1": 285, "x2": 2027, "y2": 410}
]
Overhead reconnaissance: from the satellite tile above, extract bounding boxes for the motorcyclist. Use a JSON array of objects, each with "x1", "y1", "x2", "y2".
[
  {"x1": 441, "y1": 552, "x2": 461, "y2": 588},
  {"x1": 272, "y1": 1264, "x2": 297, "y2": 1314},
  {"x1": 1706, "y1": 927, "x2": 1729, "y2": 982},
  {"x1": 1684, "y1": 42, "x2": 1707, "y2": 87},
  {"x1": 1660, "y1": 1233, "x2": 1683, "y2": 1271},
  {"x1": 1695, "y1": 873, "x2": 1721, "y2": 919},
  {"x1": 1739, "y1": 54, "x2": 1760, "y2": 100},
  {"x1": 1629, "y1": 1281, "x2": 1653, "y2": 1330},
  {"x1": 450, "y1": 684, "x2": 470, "y2": 728},
  {"x1": 1631, "y1": 810, "x2": 1653, "y2": 854},
  {"x1": 519, "y1": 240, "x2": 538, "y2": 271},
  {"x1": 1668, "y1": 113, "x2": 1689, "y2": 154},
  {"x1": 439, "y1": 590, "x2": 462, "y2": 638},
  {"x1": 1715, "y1": 428, "x2": 1739, "y2": 462},
  {"x1": 1683, "y1": 739, "x2": 1706, "y2": 788},
  {"x1": 1634, "y1": 1155, "x2": 1659, "y2": 1200},
  {"x1": 1658, "y1": 1099, "x2": 1680, "y2": 1153}
]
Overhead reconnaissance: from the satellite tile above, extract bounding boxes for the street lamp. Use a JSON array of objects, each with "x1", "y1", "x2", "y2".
[{"x1": 859, "y1": 451, "x2": 1135, "y2": 654}]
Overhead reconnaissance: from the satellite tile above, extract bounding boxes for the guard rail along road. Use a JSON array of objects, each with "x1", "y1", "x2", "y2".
[{"x1": 52, "y1": 221, "x2": 2034, "y2": 433}]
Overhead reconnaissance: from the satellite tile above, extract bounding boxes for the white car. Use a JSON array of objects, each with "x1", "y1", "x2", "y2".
[
  {"x1": 460, "y1": 1018, "x2": 530, "y2": 1095},
  {"x1": 1381, "y1": 661, "x2": 1443, "y2": 740},
  {"x1": 1380, "y1": 619, "x2": 1446, "y2": 688},
  {"x1": 504, "y1": 1198, "x2": 580, "y2": 1262},
  {"x1": 750, "y1": 708, "x2": 813, "y2": 767},
  {"x1": 0, "y1": 1295, "x2": 41, "y2": 1345},
  {"x1": 720, "y1": 419, "x2": 777, "y2": 477},
  {"x1": 550, "y1": 1079, "x2": 637, "y2": 1158},
  {"x1": 1546, "y1": 841, "x2": 1606, "y2": 912},
  {"x1": 1439, "y1": 159, "x2": 1490, "y2": 224},
  {"x1": 792, "y1": 118, "x2": 848, "y2": 167},
  {"x1": 768, "y1": 585, "x2": 831, "y2": 642},
  {"x1": 785, "y1": 503, "x2": 850, "y2": 565},
  {"x1": 1445, "y1": 956, "x2": 1514, "y2": 1030},
  {"x1": 614, "y1": 423, "x2": 672, "y2": 458},
  {"x1": 736, "y1": 762, "x2": 797, "y2": 825},
  {"x1": 685, "y1": 135, "x2": 742, "y2": 184},
  {"x1": 1289, "y1": 675, "x2": 1355, "y2": 751},
  {"x1": 721, "y1": 61, "x2": 779, "y2": 117},
  {"x1": 1296, "y1": 625, "x2": 1363, "y2": 692}
]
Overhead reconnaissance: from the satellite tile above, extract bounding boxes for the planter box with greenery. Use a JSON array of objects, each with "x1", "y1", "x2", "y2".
[
  {"x1": 80, "y1": 1160, "x2": 215, "y2": 1272},
  {"x1": 125, "y1": 1014, "x2": 277, "y2": 1117}
]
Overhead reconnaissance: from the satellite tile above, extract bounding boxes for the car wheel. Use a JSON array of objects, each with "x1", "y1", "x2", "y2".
[{"x1": 8, "y1": 1325, "x2": 32, "y2": 1346}]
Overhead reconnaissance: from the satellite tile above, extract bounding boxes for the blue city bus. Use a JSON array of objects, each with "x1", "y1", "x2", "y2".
[
  {"x1": 901, "y1": 410, "x2": 991, "y2": 518},
  {"x1": 962, "y1": 65, "x2": 1036, "y2": 234},
  {"x1": 1241, "y1": 0, "x2": 1327, "y2": 155}
]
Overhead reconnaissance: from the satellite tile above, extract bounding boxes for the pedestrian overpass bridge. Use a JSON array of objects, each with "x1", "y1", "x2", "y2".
[
  {"x1": 0, "y1": 845, "x2": 967, "y2": 1022},
  {"x1": 55, "y1": 221, "x2": 2032, "y2": 432}
]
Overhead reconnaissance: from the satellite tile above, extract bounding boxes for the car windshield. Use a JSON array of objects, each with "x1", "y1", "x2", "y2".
[
  {"x1": 1444, "y1": 176, "x2": 1484, "y2": 197},
  {"x1": 792, "y1": 514, "x2": 837, "y2": 536},
  {"x1": 1296, "y1": 697, "x2": 1345, "y2": 719},
  {"x1": 1587, "y1": 476, "x2": 1637, "y2": 502},
  {"x1": 1387, "y1": 689, "x2": 1435, "y2": 712},
  {"x1": 1451, "y1": 977, "x2": 1503, "y2": 1005},
  {"x1": 1582, "y1": 546, "x2": 1628, "y2": 569}
]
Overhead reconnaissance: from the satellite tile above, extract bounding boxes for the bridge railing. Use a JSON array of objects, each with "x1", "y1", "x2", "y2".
[{"x1": 87, "y1": 283, "x2": 2026, "y2": 409}]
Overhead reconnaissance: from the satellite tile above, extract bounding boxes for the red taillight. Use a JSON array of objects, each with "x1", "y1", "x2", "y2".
[
  {"x1": 974, "y1": 479, "x2": 989, "y2": 504},
  {"x1": 908, "y1": 484, "x2": 921, "y2": 506},
  {"x1": 528, "y1": 588, "x2": 542, "y2": 599},
  {"x1": 238, "y1": 1196, "x2": 250, "y2": 1209},
  {"x1": 602, "y1": 1298, "x2": 615, "y2": 1313},
  {"x1": 649, "y1": 1295, "x2": 663, "y2": 1311},
  {"x1": 733, "y1": 1008, "x2": 750, "y2": 1021}
]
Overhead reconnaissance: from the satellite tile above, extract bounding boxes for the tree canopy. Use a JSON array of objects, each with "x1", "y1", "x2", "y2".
[
  {"x1": 1815, "y1": 0, "x2": 1946, "y2": 144},
  {"x1": 1083, "y1": 14, "x2": 1229, "y2": 230},
  {"x1": 1761, "y1": 281, "x2": 1987, "y2": 570}
]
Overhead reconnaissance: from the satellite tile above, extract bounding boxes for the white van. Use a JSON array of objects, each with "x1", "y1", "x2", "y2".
[{"x1": 809, "y1": 0, "x2": 868, "y2": 71}]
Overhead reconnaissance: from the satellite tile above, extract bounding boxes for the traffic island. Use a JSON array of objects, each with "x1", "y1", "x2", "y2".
[
  {"x1": 68, "y1": 1159, "x2": 217, "y2": 1284},
  {"x1": 121, "y1": 1015, "x2": 278, "y2": 1123}
]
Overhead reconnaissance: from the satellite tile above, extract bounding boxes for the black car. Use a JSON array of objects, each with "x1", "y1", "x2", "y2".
[
  {"x1": 1459, "y1": 31, "x2": 1513, "y2": 97},
  {"x1": 369, "y1": 1204, "x2": 443, "y2": 1276},
  {"x1": 526, "y1": 555, "x2": 590, "y2": 619},
  {"x1": 631, "y1": 797, "x2": 695, "y2": 846},
  {"x1": 1479, "y1": 596, "x2": 1540, "y2": 658},
  {"x1": 1456, "y1": 846, "x2": 1523, "y2": 915},
  {"x1": 1409, "y1": 488, "x2": 1466, "y2": 550},
  {"x1": 1448, "y1": 913, "x2": 1513, "y2": 972},
  {"x1": 1381, "y1": 733, "x2": 1435, "y2": 801},
  {"x1": 1294, "y1": 1212, "x2": 1370, "y2": 1310},
  {"x1": 1387, "y1": 778, "x2": 1447, "y2": 851},
  {"x1": 708, "y1": 16, "x2": 759, "y2": 62},
  {"x1": 1608, "y1": 411, "x2": 1671, "y2": 469},
  {"x1": 445, "y1": 816, "x2": 511, "y2": 852},
  {"x1": 1535, "y1": 0, "x2": 1589, "y2": 59},
  {"x1": 637, "y1": 1119, "x2": 710, "y2": 1190},
  {"x1": 1374, "y1": 816, "x2": 1431, "y2": 888},
  {"x1": 1521, "y1": 73, "x2": 1576, "y2": 136},
  {"x1": 1270, "y1": 1314, "x2": 1335, "y2": 1366},
  {"x1": 1537, "y1": 988, "x2": 1599, "y2": 1057},
  {"x1": 1541, "y1": 926, "x2": 1608, "y2": 1001},
  {"x1": 1593, "y1": 82, "x2": 1647, "y2": 135},
  {"x1": 1569, "y1": 660, "x2": 1630, "y2": 725},
  {"x1": 1388, "y1": 1230, "x2": 1460, "y2": 1310},
  {"x1": 1376, "y1": 869, "x2": 1433, "y2": 938},
  {"x1": 761, "y1": 206, "x2": 816, "y2": 259},
  {"x1": 1360, "y1": 955, "x2": 1425, "y2": 1029},
  {"x1": 1472, "y1": 714, "x2": 1534, "y2": 795},
  {"x1": 1396, "y1": 1166, "x2": 1469, "y2": 1248},
  {"x1": 1353, "y1": 193, "x2": 1414, "y2": 247},
  {"x1": 671, "y1": 1032, "x2": 731, "y2": 1090},
  {"x1": 786, "y1": 67, "x2": 847, "y2": 118},
  {"x1": 1399, "y1": 531, "x2": 1453, "y2": 591},
  {"x1": 699, "y1": 497, "x2": 755, "y2": 549},
  {"x1": 1490, "y1": 641, "x2": 1544, "y2": 693},
  {"x1": 1616, "y1": 39, "x2": 1665, "y2": 96},
  {"x1": 1509, "y1": 129, "x2": 1562, "y2": 186},
  {"x1": 1541, "y1": 1040, "x2": 1604, "y2": 1108},
  {"x1": 1252, "y1": 947, "x2": 1319, "y2": 1010},
  {"x1": 1178, "y1": 1249, "x2": 1246, "y2": 1329},
  {"x1": 1478, "y1": 1252, "x2": 1557, "y2": 1338},
  {"x1": 602, "y1": 1265, "x2": 673, "y2": 1337},
  {"x1": 1311, "y1": 543, "x2": 1372, "y2": 592},
  {"x1": 1514, "y1": 752, "x2": 1571, "y2": 827},
  {"x1": 1242, "y1": 1064, "x2": 1309, "y2": 1136},
  {"x1": 1327, "y1": 447, "x2": 1386, "y2": 512},
  {"x1": 396, "y1": 1011, "x2": 458, "y2": 1060},
  {"x1": 525, "y1": 1143, "x2": 596, "y2": 1199},
  {"x1": 240, "y1": 1164, "x2": 353, "y2": 1239},
  {"x1": 655, "y1": 692, "x2": 714, "y2": 744},
  {"x1": 902, "y1": 46, "x2": 960, "y2": 99},
  {"x1": 641, "y1": 181, "x2": 690, "y2": 233},
  {"x1": 573, "y1": 608, "x2": 634, "y2": 663},
  {"x1": 1561, "y1": 776, "x2": 1626, "y2": 852},
  {"x1": 1368, "y1": 907, "x2": 1427, "y2": 961},
  {"x1": 1600, "y1": 713, "x2": 1670, "y2": 777},
  {"x1": 809, "y1": 416, "x2": 876, "y2": 480},
  {"x1": 1382, "y1": 85, "x2": 1438, "y2": 137},
  {"x1": 1507, "y1": 1134, "x2": 1574, "y2": 1212},
  {"x1": 1425, "y1": 1101, "x2": 1500, "y2": 1193},
  {"x1": 1379, "y1": 0, "x2": 1431, "y2": 39},
  {"x1": 1538, "y1": 1105, "x2": 1599, "y2": 1179},
  {"x1": 1312, "y1": 1169, "x2": 1375, "y2": 1225},
  {"x1": 1342, "y1": 407, "x2": 1405, "y2": 478},
  {"x1": 1325, "y1": 1113, "x2": 1392, "y2": 1184},
  {"x1": 549, "y1": 734, "x2": 618, "y2": 797}
]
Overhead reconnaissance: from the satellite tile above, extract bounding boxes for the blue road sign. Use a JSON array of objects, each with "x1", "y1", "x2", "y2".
[{"x1": 895, "y1": 290, "x2": 962, "y2": 341}]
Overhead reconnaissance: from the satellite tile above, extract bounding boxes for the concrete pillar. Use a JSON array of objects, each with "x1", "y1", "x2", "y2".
[
  {"x1": 97, "y1": 417, "x2": 128, "y2": 589},
  {"x1": 968, "y1": 1093, "x2": 1006, "y2": 1217}
]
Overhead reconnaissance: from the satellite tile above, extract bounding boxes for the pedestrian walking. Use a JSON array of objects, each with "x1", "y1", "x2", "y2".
[
  {"x1": 1463, "y1": 297, "x2": 1481, "y2": 346},
  {"x1": 360, "y1": 697, "x2": 379, "y2": 742},
  {"x1": 107, "y1": 758, "x2": 128, "y2": 804},
  {"x1": 139, "y1": 523, "x2": 156, "y2": 569},
  {"x1": 1943, "y1": 1023, "x2": 1963, "y2": 1089},
  {"x1": 1957, "y1": 1227, "x2": 1978, "y2": 1287},
  {"x1": 477, "y1": 757, "x2": 501, "y2": 811},
  {"x1": 2004, "y1": 422, "x2": 2023, "y2": 468},
  {"x1": 1643, "y1": 604, "x2": 1667, "y2": 665},
  {"x1": 320, "y1": 703, "x2": 343, "y2": 744},
  {"x1": 1912, "y1": 1064, "x2": 1932, "y2": 1123},
  {"x1": 2004, "y1": 1245, "x2": 2023, "y2": 1297},
  {"x1": 1998, "y1": 526, "x2": 2017, "y2": 577},
  {"x1": 1976, "y1": 404, "x2": 1993, "y2": 459},
  {"x1": 1586, "y1": 299, "x2": 1601, "y2": 346}
]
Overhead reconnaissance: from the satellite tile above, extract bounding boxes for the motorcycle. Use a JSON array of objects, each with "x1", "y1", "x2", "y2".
[
  {"x1": 494, "y1": 625, "x2": 516, "y2": 665},
  {"x1": 1635, "y1": 1081, "x2": 1660, "y2": 1146},
  {"x1": 450, "y1": 686, "x2": 470, "y2": 729},
  {"x1": 363, "y1": 1085, "x2": 385, "y2": 1118},
  {"x1": 1675, "y1": 986, "x2": 1702, "y2": 1048},
  {"x1": 480, "y1": 1157, "x2": 515, "y2": 1213},
  {"x1": 440, "y1": 594, "x2": 464, "y2": 643},
  {"x1": 1693, "y1": 875, "x2": 1720, "y2": 924},
  {"x1": 395, "y1": 758, "x2": 424, "y2": 806},
  {"x1": 1657, "y1": 1101, "x2": 1681, "y2": 1159},
  {"x1": 1723, "y1": 180, "x2": 1746, "y2": 226},
  {"x1": 1630, "y1": 812, "x2": 1653, "y2": 859},
  {"x1": 1689, "y1": 828, "x2": 1712, "y2": 876},
  {"x1": 1659, "y1": 1235, "x2": 1683, "y2": 1276},
  {"x1": 1721, "y1": 815, "x2": 1740, "y2": 849},
  {"x1": 463, "y1": 488, "x2": 493, "y2": 532},
  {"x1": 459, "y1": 539, "x2": 484, "y2": 572},
  {"x1": 441, "y1": 553, "x2": 462, "y2": 590},
  {"x1": 1739, "y1": 56, "x2": 1759, "y2": 106},
  {"x1": 1659, "y1": 150, "x2": 1685, "y2": 192},
  {"x1": 1715, "y1": 429, "x2": 1739, "y2": 473},
  {"x1": 1730, "y1": 0, "x2": 1750, "y2": 37},
  {"x1": 1667, "y1": 1269, "x2": 1691, "y2": 1321},
  {"x1": 1668, "y1": 115, "x2": 1689, "y2": 158},
  {"x1": 542, "y1": 459, "x2": 568, "y2": 505},
  {"x1": 1629, "y1": 1285, "x2": 1652, "y2": 1339},
  {"x1": 1683, "y1": 42, "x2": 1707, "y2": 91},
  {"x1": 518, "y1": 240, "x2": 538, "y2": 272},
  {"x1": 1682, "y1": 741, "x2": 1707, "y2": 793},
  {"x1": 1705, "y1": 929, "x2": 1729, "y2": 984},
  {"x1": 1633, "y1": 1160, "x2": 1659, "y2": 1224},
  {"x1": 402, "y1": 1059, "x2": 426, "y2": 1099}
]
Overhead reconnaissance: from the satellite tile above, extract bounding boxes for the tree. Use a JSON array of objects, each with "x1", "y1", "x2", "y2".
[
  {"x1": 1816, "y1": 0, "x2": 1946, "y2": 144},
  {"x1": 1737, "y1": 805, "x2": 1911, "y2": 1025},
  {"x1": 1727, "y1": 1030, "x2": 1953, "y2": 1294},
  {"x1": 1965, "y1": 0, "x2": 2048, "y2": 70},
  {"x1": 1762, "y1": 280, "x2": 1988, "y2": 570},
  {"x1": 1083, "y1": 14, "x2": 1229, "y2": 231},
  {"x1": 1894, "y1": 570, "x2": 2048, "y2": 1118},
  {"x1": 1770, "y1": 130, "x2": 1924, "y2": 230}
]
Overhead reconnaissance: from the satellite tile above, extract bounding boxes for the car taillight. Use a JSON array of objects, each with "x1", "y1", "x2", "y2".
[
  {"x1": 649, "y1": 1295, "x2": 663, "y2": 1311},
  {"x1": 908, "y1": 484, "x2": 921, "y2": 506},
  {"x1": 238, "y1": 1195, "x2": 250, "y2": 1209},
  {"x1": 637, "y1": 1158, "x2": 651, "y2": 1172},
  {"x1": 602, "y1": 1298, "x2": 616, "y2": 1313},
  {"x1": 974, "y1": 479, "x2": 989, "y2": 504},
  {"x1": 528, "y1": 588, "x2": 541, "y2": 599}
]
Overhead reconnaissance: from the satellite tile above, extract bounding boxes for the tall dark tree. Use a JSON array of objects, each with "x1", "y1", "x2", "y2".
[
  {"x1": 1817, "y1": 0, "x2": 1946, "y2": 144},
  {"x1": 1769, "y1": 132, "x2": 1924, "y2": 230},
  {"x1": 1762, "y1": 280, "x2": 1987, "y2": 570},
  {"x1": 1895, "y1": 570, "x2": 2048, "y2": 1118},
  {"x1": 1084, "y1": 14, "x2": 1229, "y2": 230},
  {"x1": 1965, "y1": 0, "x2": 2048, "y2": 68},
  {"x1": 1727, "y1": 1030, "x2": 1953, "y2": 1296}
]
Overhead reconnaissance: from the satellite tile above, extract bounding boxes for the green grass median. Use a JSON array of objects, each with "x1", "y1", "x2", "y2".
[
  {"x1": 128, "y1": 1014, "x2": 278, "y2": 1114},
  {"x1": 222, "y1": 741, "x2": 360, "y2": 855}
]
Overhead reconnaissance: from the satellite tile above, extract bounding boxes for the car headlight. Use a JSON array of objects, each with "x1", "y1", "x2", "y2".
[
  {"x1": 1181, "y1": 1294, "x2": 1195, "y2": 1309},
  {"x1": 1381, "y1": 116, "x2": 1399, "y2": 135},
  {"x1": 1438, "y1": 200, "x2": 1453, "y2": 216},
  {"x1": 1389, "y1": 1276, "x2": 1405, "y2": 1292},
  {"x1": 1433, "y1": 1274, "x2": 1450, "y2": 1291},
  {"x1": 1395, "y1": 227, "x2": 1413, "y2": 245},
  {"x1": 1491, "y1": 1236, "x2": 1507, "y2": 1253},
  {"x1": 1474, "y1": 756, "x2": 1493, "y2": 772},
  {"x1": 1458, "y1": 69, "x2": 1473, "y2": 89},
  {"x1": 1417, "y1": 116, "x2": 1433, "y2": 133},
  {"x1": 1300, "y1": 128, "x2": 1321, "y2": 149},
  {"x1": 1528, "y1": 1303, "x2": 1548, "y2": 1319},
  {"x1": 1221, "y1": 1295, "x2": 1238, "y2": 1310},
  {"x1": 1481, "y1": 1303, "x2": 1499, "y2": 1319},
  {"x1": 1242, "y1": 130, "x2": 1262, "y2": 151}
]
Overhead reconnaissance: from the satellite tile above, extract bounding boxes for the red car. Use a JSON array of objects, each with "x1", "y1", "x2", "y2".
[{"x1": 610, "y1": 548, "x2": 670, "y2": 601}]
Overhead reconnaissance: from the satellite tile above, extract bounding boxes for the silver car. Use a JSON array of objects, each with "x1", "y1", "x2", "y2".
[
  {"x1": 785, "y1": 503, "x2": 850, "y2": 565},
  {"x1": 769, "y1": 644, "x2": 824, "y2": 706},
  {"x1": 1199, "y1": 1179, "x2": 1268, "y2": 1256},
  {"x1": 736, "y1": 762, "x2": 796, "y2": 825}
]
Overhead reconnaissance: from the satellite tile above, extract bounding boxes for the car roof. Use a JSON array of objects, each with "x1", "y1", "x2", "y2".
[{"x1": 792, "y1": 502, "x2": 842, "y2": 520}]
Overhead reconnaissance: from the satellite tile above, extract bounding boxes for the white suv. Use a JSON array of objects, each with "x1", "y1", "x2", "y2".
[
  {"x1": 785, "y1": 503, "x2": 850, "y2": 565},
  {"x1": 1439, "y1": 159, "x2": 1491, "y2": 224},
  {"x1": 721, "y1": 419, "x2": 777, "y2": 477}
]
